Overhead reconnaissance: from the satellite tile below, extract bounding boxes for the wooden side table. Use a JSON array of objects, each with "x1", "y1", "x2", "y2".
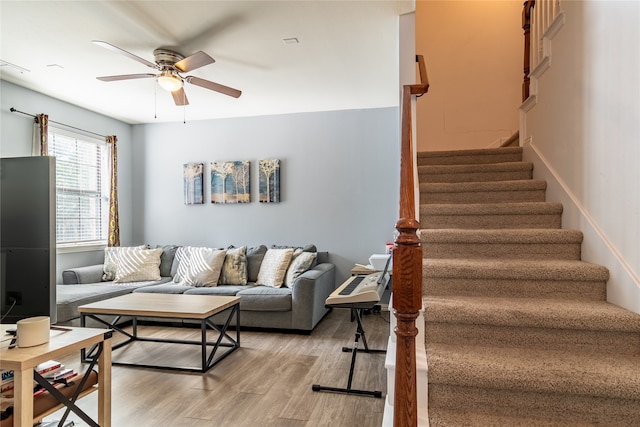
[{"x1": 0, "y1": 325, "x2": 112, "y2": 427}]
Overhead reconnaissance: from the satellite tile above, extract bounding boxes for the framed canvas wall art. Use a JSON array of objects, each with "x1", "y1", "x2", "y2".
[
  {"x1": 211, "y1": 160, "x2": 250, "y2": 204},
  {"x1": 259, "y1": 158, "x2": 280, "y2": 203},
  {"x1": 183, "y1": 162, "x2": 204, "y2": 205}
]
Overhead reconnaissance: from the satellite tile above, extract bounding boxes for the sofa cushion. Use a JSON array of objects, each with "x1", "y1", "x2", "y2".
[
  {"x1": 221, "y1": 246, "x2": 248, "y2": 285},
  {"x1": 114, "y1": 248, "x2": 163, "y2": 283},
  {"x1": 271, "y1": 244, "x2": 317, "y2": 253},
  {"x1": 256, "y1": 248, "x2": 293, "y2": 288},
  {"x1": 156, "y1": 244, "x2": 179, "y2": 277},
  {"x1": 246, "y1": 245, "x2": 267, "y2": 283},
  {"x1": 62, "y1": 264, "x2": 104, "y2": 285},
  {"x1": 184, "y1": 285, "x2": 256, "y2": 296},
  {"x1": 173, "y1": 247, "x2": 227, "y2": 287},
  {"x1": 236, "y1": 286, "x2": 292, "y2": 311},
  {"x1": 133, "y1": 283, "x2": 193, "y2": 294},
  {"x1": 316, "y1": 251, "x2": 329, "y2": 265},
  {"x1": 102, "y1": 245, "x2": 146, "y2": 281},
  {"x1": 56, "y1": 278, "x2": 169, "y2": 322},
  {"x1": 285, "y1": 251, "x2": 317, "y2": 287}
]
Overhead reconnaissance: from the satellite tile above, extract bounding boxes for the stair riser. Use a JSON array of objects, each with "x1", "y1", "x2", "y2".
[
  {"x1": 420, "y1": 214, "x2": 562, "y2": 229},
  {"x1": 417, "y1": 152, "x2": 522, "y2": 166},
  {"x1": 419, "y1": 170, "x2": 532, "y2": 183},
  {"x1": 424, "y1": 278, "x2": 607, "y2": 301},
  {"x1": 425, "y1": 323, "x2": 640, "y2": 355},
  {"x1": 421, "y1": 189, "x2": 546, "y2": 204},
  {"x1": 428, "y1": 384, "x2": 640, "y2": 427},
  {"x1": 423, "y1": 242, "x2": 581, "y2": 260}
]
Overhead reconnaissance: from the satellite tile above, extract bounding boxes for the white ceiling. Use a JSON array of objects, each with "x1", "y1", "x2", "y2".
[{"x1": 0, "y1": 1, "x2": 412, "y2": 125}]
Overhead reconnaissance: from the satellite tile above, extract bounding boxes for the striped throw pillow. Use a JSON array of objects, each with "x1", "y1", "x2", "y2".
[
  {"x1": 113, "y1": 247, "x2": 162, "y2": 283},
  {"x1": 173, "y1": 246, "x2": 227, "y2": 287}
]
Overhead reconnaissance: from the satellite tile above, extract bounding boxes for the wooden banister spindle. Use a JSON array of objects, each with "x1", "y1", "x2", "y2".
[{"x1": 522, "y1": 0, "x2": 536, "y2": 101}]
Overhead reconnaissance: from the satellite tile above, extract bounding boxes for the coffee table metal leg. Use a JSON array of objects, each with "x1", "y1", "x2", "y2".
[{"x1": 201, "y1": 318, "x2": 207, "y2": 371}]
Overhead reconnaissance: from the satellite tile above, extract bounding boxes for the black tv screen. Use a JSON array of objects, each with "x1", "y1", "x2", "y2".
[{"x1": 0, "y1": 156, "x2": 56, "y2": 324}]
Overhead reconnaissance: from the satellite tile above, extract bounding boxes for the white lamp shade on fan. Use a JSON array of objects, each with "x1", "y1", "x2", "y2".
[{"x1": 157, "y1": 73, "x2": 182, "y2": 92}]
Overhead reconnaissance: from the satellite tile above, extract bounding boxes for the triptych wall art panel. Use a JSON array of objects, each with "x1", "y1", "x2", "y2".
[
  {"x1": 259, "y1": 159, "x2": 280, "y2": 203},
  {"x1": 183, "y1": 163, "x2": 204, "y2": 205},
  {"x1": 211, "y1": 160, "x2": 251, "y2": 204},
  {"x1": 184, "y1": 159, "x2": 280, "y2": 205}
]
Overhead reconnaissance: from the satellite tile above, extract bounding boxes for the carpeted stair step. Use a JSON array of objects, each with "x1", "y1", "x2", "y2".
[
  {"x1": 417, "y1": 147, "x2": 523, "y2": 166},
  {"x1": 420, "y1": 229, "x2": 583, "y2": 260},
  {"x1": 427, "y1": 344, "x2": 640, "y2": 426},
  {"x1": 424, "y1": 296, "x2": 640, "y2": 354},
  {"x1": 420, "y1": 180, "x2": 547, "y2": 204},
  {"x1": 420, "y1": 202, "x2": 563, "y2": 229},
  {"x1": 418, "y1": 161, "x2": 533, "y2": 183},
  {"x1": 423, "y1": 259, "x2": 608, "y2": 300},
  {"x1": 428, "y1": 408, "x2": 614, "y2": 427}
]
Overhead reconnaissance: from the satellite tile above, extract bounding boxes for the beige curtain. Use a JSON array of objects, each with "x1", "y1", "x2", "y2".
[
  {"x1": 31, "y1": 114, "x2": 48, "y2": 156},
  {"x1": 106, "y1": 136, "x2": 120, "y2": 247}
]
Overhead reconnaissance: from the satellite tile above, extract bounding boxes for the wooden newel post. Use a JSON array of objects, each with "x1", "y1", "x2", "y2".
[{"x1": 393, "y1": 217, "x2": 422, "y2": 427}]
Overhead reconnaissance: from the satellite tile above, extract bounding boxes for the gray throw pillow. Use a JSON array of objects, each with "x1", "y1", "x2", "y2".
[
  {"x1": 246, "y1": 245, "x2": 268, "y2": 283},
  {"x1": 156, "y1": 244, "x2": 179, "y2": 277}
]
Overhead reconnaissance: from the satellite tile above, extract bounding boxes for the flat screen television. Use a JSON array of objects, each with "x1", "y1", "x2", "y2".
[{"x1": 0, "y1": 156, "x2": 56, "y2": 324}]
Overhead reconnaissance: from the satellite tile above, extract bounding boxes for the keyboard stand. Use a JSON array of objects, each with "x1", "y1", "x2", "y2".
[{"x1": 312, "y1": 307, "x2": 385, "y2": 398}]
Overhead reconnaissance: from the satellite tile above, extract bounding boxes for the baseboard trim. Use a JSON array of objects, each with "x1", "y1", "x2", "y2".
[{"x1": 524, "y1": 141, "x2": 640, "y2": 314}]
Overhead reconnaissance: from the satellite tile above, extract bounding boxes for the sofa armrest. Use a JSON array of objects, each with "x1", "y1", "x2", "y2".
[
  {"x1": 290, "y1": 263, "x2": 336, "y2": 330},
  {"x1": 62, "y1": 264, "x2": 105, "y2": 285}
]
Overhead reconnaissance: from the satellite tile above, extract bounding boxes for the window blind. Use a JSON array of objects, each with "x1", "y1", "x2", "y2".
[{"x1": 48, "y1": 128, "x2": 109, "y2": 246}]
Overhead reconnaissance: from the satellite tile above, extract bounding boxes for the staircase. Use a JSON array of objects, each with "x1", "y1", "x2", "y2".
[{"x1": 418, "y1": 146, "x2": 640, "y2": 426}]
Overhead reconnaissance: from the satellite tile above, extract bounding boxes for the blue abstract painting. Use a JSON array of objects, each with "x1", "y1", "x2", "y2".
[{"x1": 211, "y1": 160, "x2": 251, "y2": 204}]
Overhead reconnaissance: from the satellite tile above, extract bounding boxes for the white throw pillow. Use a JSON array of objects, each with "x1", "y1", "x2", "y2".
[
  {"x1": 113, "y1": 247, "x2": 162, "y2": 283},
  {"x1": 285, "y1": 251, "x2": 317, "y2": 287},
  {"x1": 103, "y1": 245, "x2": 147, "y2": 281},
  {"x1": 256, "y1": 248, "x2": 294, "y2": 288},
  {"x1": 173, "y1": 246, "x2": 227, "y2": 287}
]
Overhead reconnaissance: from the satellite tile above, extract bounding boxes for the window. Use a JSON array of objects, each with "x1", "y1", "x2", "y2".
[{"x1": 48, "y1": 127, "x2": 110, "y2": 247}]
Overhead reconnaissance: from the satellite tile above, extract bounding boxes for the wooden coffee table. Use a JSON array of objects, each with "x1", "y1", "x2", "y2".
[{"x1": 78, "y1": 293, "x2": 240, "y2": 373}]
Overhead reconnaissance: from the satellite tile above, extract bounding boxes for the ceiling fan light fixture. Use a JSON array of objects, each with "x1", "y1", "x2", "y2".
[{"x1": 157, "y1": 72, "x2": 182, "y2": 92}]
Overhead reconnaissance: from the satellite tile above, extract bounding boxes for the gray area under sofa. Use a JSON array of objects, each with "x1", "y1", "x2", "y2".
[{"x1": 57, "y1": 248, "x2": 336, "y2": 332}]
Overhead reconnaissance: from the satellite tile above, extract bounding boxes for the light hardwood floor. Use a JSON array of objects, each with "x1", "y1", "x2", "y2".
[{"x1": 45, "y1": 308, "x2": 390, "y2": 426}]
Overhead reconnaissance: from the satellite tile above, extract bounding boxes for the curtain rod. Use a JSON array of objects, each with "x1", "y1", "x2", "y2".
[{"x1": 9, "y1": 107, "x2": 107, "y2": 138}]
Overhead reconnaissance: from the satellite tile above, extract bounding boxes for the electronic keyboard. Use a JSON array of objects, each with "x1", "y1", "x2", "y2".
[{"x1": 325, "y1": 272, "x2": 389, "y2": 306}]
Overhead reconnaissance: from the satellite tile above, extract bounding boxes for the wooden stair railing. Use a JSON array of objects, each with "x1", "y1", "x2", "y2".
[
  {"x1": 522, "y1": 0, "x2": 536, "y2": 101},
  {"x1": 393, "y1": 54, "x2": 429, "y2": 427}
]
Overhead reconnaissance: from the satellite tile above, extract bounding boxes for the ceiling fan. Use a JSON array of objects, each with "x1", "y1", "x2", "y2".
[{"x1": 93, "y1": 40, "x2": 241, "y2": 106}]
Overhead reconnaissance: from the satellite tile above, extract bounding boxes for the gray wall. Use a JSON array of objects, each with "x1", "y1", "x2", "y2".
[
  {"x1": 132, "y1": 108, "x2": 400, "y2": 283},
  {"x1": 2, "y1": 80, "x2": 401, "y2": 285}
]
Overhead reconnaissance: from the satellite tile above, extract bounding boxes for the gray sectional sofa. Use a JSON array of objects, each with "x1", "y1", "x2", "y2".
[{"x1": 57, "y1": 244, "x2": 336, "y2": 332}]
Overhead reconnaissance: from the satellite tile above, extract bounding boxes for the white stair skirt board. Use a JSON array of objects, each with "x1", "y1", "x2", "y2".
[{"x1": 382, "y1": 300, "x2": 429, "y2": 426}]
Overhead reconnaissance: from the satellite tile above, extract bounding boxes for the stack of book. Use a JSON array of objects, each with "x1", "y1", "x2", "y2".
[{"x1": 0, "y1": 360, "x2": 78, "y2": 401}]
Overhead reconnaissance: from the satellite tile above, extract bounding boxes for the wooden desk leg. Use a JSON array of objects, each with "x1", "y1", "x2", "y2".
[
  {"x1": 98, "y1": 338, "x2": 112, "y2": 427},
  {"x1": 14, "y1": 368, "x2": 33, "y2": 427}
]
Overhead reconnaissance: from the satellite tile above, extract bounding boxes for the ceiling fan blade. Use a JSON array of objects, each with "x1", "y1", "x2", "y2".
[
  {"x1": 174, "y1": 51, "x2": 215, "y2": 73},
  {"x1": 92, "y1": 40, "x2": 159, "y2": 70},
  {"x1": 171, "y1": 87, "x2": 189, "y2": 106},
  {"x1": 186, "y1": 76, "x2": 242, "y2": 98},
  {"x1": 97, "y1": 73, "x2": 156, "y2": 82}
]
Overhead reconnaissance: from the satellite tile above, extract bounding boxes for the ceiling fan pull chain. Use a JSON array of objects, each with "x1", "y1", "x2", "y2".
[
  {"x1": 154, "y1": 80, "x2": 158, "y2": 119},
  {"x1": 181, "y1": 86, "x2": 187, "y2": 124}
]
